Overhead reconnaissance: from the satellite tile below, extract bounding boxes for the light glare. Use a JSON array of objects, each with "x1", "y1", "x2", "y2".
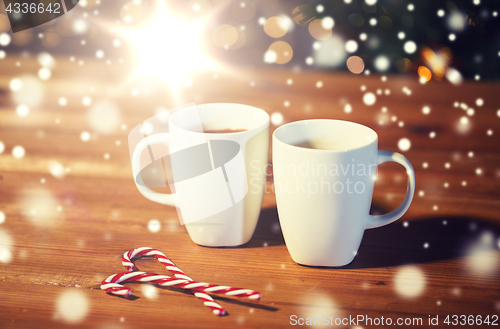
[{"x1": 119, "y1": 2, "x2": 215, "y2": 89}]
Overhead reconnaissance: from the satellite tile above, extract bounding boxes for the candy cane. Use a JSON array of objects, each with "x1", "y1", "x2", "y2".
[
  {"x1": 101, "y1": 272, "x2": 227, "y2": 315},
  {"x1": 101, "y1": 247, "x2": 262, "y2": 316},
  {"x1": 121, "y1": 247, "x2": 261, "y2": 299},
  {"x1": 122, "y1": 247, "x2": 192, "y2": 280},
  {"x1": 121, "y1": 247, "x2": 228, "y2": 314}
]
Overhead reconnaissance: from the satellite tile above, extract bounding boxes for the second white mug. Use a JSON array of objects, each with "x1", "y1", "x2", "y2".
[{"x1": 273, "y1": 119, "x2": 415, "y2": 266}]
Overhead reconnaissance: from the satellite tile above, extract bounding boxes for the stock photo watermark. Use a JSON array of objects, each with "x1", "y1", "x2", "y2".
[
  {"x1": 290, "y1": 314, "x2": 499, "y2": 326},
  {"x1": 3, "y1": 0, "x2": 79, "y2": 33},
  {"x1": 250, "y1": 159, "x2": 378, "y2": 197}
]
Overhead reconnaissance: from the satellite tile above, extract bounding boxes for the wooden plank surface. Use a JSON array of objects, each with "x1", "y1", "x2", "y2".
[{"x1": 0, "y1": 56, "x2": 499, "y2": 328}]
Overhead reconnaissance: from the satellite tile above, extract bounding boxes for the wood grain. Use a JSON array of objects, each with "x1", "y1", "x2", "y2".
[{"x1": 0, "y1": 56, "x2": 499, "y2": 328}]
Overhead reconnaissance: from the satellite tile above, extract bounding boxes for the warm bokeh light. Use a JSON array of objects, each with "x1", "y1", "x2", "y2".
[
  {"x1": 229, "y1": 28, "x2": 246, "y2": 50},
  {"x1": 418, "y1": 66, "x2": 432, "y2": 81},
  {"x1": 321, "y1": 17, "x2": 334, "y2": 29},
  {"x1": 421, "y1": 46, "x2": 451, "y2": 80},
  {"x1": 344, "y1": 40, "x2": 358, "y2": 53},
  {"x1": 37, "y1": 52, "x2": 56, "y2": 68},
  {"x1": 148, "y1": 219, "x2": 161, "y2": 233},
  {"x1": 455, "y1": 115, "x2": 471, "y2": 134},
  {"x1": 465, "y1": 231, "x2": 500, "y2": 277},
  {"x1": 268, "y1": 41, "x2": 293, "y2": 64},
  {"x1": 211, "y1": 24, "x2": 246, "y2": 50},
  {"x1": 448, "y1": 12, "x2": 465, "y2": 31},
  {"x1": 48, "y1": 161, "x2": 66, "y2": 179},
  {"x1": 142, "y1": 284, "x2": 160, "y2": 299},
  {"x1": 119, "y1": 1, "x2": 215, "y2": 89},
  {"x1": 12, "y1": 145, "x2": 25, "y2": 158},
  {"x1": 0, "y1": 229, "x2": 13, "y2": 264},
  {"x1": 374, "y1": 55, "x2": 390, "y2": 71},
  {"x1": 398, "y1": 138, "x2": 411, "y2": 151},
  {"x1": 0, "y1": 32, "x2": 11, "y2": 46},
  {"x1": 11, "y1": 75, "x2": 44, "y2": 107},
  {"x1": 394, "y1": 266, "x2": 426, "y2": 298},
  {"x1": 346, "y1": 56, "x2": 364, "y2": 74},
  {"x1": 298, "y1": 293, "x2": 342, "y2": 324},
  {"x1": 79, "y1": 0, "x2": 100, "y2": 9},
  {"x1": 54, "y1": 290, "x2": 90, "y2": 324},
  {"x1": 212, "y1": 24, "x2": 238, "y2": 48},
  {"x1": 308, "y1": 18, "x2": 333, "y2": 40},
  {"x1": 264, "y1": 16, "x2": 289, "y2": 38},
  {"x1": 271, "y1": 112, "x2": 284, "y2": 125},
  {"x1": 446, "y1": 67, "x2": 463, "y2": 85},
  {"x1": 363, "y1": 92, "x2": 376, "y2": 106},
  {"x1": 314, "y1": 35, "x2": 346, "y2": 67},
  {"x1": 188, "y1": 0, "x2": 212, "y2": 15},
  {"x1": 18, "y1": 188, "x2": 63, "y2": 228},
  {"x1": 403, "y1": 40, "x2": 417, "y2": 54}
]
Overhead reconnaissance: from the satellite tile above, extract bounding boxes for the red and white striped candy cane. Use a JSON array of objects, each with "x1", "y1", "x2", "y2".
[
  {"x1": 122, "y1": 247, "x2": 192, "y2": 280},
  {"x1": 101, "y1": 272, "x2": 227, "y2": 315},
  {"x1": 101, "y1": 271, "x2": 262, "y2": 300},
  {"x1": 101, "y1": 247, "x2": 261, "y2": 316},
  {"x1": 121, "y1": 247, "x2": 261, "y2": 299},
  {"x1": 121, "y1": 247, "x2": 227, "y2": 314}
]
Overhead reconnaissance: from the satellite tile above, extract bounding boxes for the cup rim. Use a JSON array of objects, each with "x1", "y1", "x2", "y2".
[
  {"x1": 170, "y1": 103, "x2": 270, "y2": 135},
  {"x1": 273, "y1": 119, "x2": 378, "y2": 153}
]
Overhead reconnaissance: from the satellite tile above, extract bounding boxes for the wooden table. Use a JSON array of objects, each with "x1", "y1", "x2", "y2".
[{"x1": 0, "y1": 57, "x2": 499, "y2": 328}]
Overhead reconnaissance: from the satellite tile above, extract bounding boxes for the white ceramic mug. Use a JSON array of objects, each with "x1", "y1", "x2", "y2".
[
  {"x1": 132, "y1": 103, "x2": 270, "y2": 246},
  {"x1": 273, "y1": 119, "x2": 415, "y2": 266}
]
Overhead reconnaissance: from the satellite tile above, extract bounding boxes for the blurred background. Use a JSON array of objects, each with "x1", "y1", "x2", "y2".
[{"x1": 1, "y1": 0, "x2": 499, "y2": 83}]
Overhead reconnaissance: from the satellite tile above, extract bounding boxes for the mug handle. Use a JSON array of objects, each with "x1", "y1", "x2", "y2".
[
  {"x1": 366, "y1": 150, "x2": 415, "y2": 229},
  {"x1": 131, "y1": 133, "x2": 176, "y2": 206}
]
